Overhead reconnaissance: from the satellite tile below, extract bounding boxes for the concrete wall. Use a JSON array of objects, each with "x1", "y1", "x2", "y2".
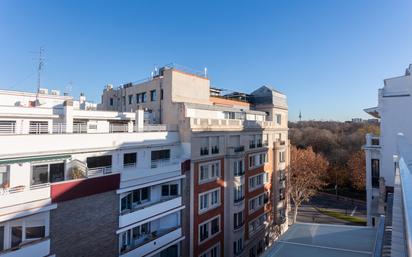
[{"x1": 50, "y1": 190, "x2": 118, "y2": 257}]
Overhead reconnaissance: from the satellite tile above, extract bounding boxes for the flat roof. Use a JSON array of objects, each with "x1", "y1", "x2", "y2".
[{"x1": 263, "y1": 223, "x2": 377, "y2": 257}]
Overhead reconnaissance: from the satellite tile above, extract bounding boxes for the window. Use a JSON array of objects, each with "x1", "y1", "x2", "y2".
[
  {"x1": 199, "y1": 243, "x2": 220, "y2": 257},
  {"x1": 249, "y1": 136, "x2": 256, "y2": 149},
  {"x1": 25, "y1": 226, "x2": 45, "y2": 239},
  {"x1": 150, "y1": 90, "x2": 157, "y2": 101},
  {"x1": 233, "y1": 237, "x2": 243, "y2": 255},
  {"x1": 199, "y1": 188, "x2": 220, "y2": 212},
  {"x1": 279, "y1": 151, "x2": 285, "y2": 163},
  {"x1": 121, "y1": 187, "x2": 150, "y2": 212},
  {"x1": 234, "y1": 211, "x2": 244, "y2": 229},
  {"x1": 136, "y1": 94, "x2": 140, "y2": 103},
  {"x1": 211, "y1": 136, "x2": 219, "y2": 154},
  {"x1": 11, "y1": 226, "x2": 22, "y2": 248},
  {"x1": 233, "y1": 159, "x2": 245, "y2": 176},
  {"x1": 0, "y1": 165, "x2": 10, "y2": 188},
  {"x1": 249, "y1": 194, "x2": 265, "y2": 213},
  {"x1": 199, "y1": 216, "x2": 220, "y2": 243},
  {"x1": 161, "y1": 184, "x2": 178, "y2": 197},
  {"x1": 276, "y1": 114, "x2": 282, "y2": 125},
  {"x1": 110, "y1": 98, "x2": 114, "y2": 106},
  {"x1": 128, "y1": 95, "x2": 133, "y2": 104},
  {"x1": 249, "y1": 153, "x2": 267, "y2": 168},
  {"x1": 249, "y1": 213, "x2": 268, "y2": 235},
  {"x1": 87, "y1": 155, "x2": 112, "y2": 169},
  {"x1": 372, "y1": 159, "x2": 380, "y2": 188},
  {"x1": 151, "y1": 149, "x2": 170, "y2": 161},
  {"x1": 160, "y1": 89, "x2": 164, "y2": 100},
  {"x1": 122, "y1": 96, "x2": 126, "y2": 106},
  {"x1": 249, "y1": 173, "x2": 265, "y2": 191},
  {"x1": 123, "y1": 153, "x2": 137, "y2": 167},
  {"x1": 234, "y1": 185, "x2": 244, "y2": 203},
  {"x1": 199, "y1": 161, "x2": 220, "y2": 183},
  {"x1": 32, "y1": 162, "x2": 65, "y2": 185},
  {"x1": 249, "y1": 155, "x2": 255, "y2": 168},
  {"x1": 141, "y1": 92, "x2": 147, "y2": 103}
]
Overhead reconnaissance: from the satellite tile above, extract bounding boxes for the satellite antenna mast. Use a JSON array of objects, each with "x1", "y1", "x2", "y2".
[{"x1": 35, "y1": 47, "x2": 45, "y2": 104}]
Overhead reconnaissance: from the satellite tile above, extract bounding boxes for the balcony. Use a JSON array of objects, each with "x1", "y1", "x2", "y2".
[
  {"x1": 227, "y1": 146, "x2": 245, "y2": 156},
  {"x1": 200, "y1": 147, "x2": 209, "y2": 156},
  {"x1": 120, "y1": 227, "x2": 182, "y2": 257},
  {"x1": 119, "y1": 196, "x2": 182, "y2": 228},
  {"x1": 150, "y1": 159, "x2": 180, "y2": 169},
  {"x1": 189, "y1": 118, "x2": 278, "y2": 131},
  {"x1": 0, "y1": 238, "x2": 50, "y2": 257},
  {"x1": 0, "y1": 184, "x2": 50, "y2": 209},
  {"x1": 0, "y1": 123, "x2": 175, "y2": 136}
]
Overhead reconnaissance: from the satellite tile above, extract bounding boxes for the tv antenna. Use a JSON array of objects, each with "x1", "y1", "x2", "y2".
[{"x1": 35, "y1": 47, "x2": 45, "y2": 103}]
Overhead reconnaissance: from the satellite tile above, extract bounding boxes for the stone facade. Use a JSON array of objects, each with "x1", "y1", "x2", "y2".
[{"x1": 50, "y1": 190, "x2": 119, "y2": 257}]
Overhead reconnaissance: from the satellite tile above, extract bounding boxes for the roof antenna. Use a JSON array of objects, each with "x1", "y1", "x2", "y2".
[
  {"x1": 35, "y1": 47, "x2": 45, "y2": 104},
  {"x1": 204, "y1": 67, "x2": 208, "y2": 78}
]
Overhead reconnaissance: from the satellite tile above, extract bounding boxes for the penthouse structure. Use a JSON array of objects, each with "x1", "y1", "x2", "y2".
[{"x1": 99, "y1": 64, "x2": 290, "y2": 257}]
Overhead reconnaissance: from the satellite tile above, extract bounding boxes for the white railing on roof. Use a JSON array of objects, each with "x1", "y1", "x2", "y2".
[
  {"x1": 109, "y1": 124, "x2": 129, "y2": 133},
  {"x1": 29, "y1": 124, "x2": 49, "y2": 134},
  {"x1": 73, "y1": 123, "x2": 87, "y2": 133},
  {"x1": 0, "y1": 124, "x2": 16, "y2": 134},
  {"x1": 52, "y1": 123, "x2": 67, "y2": 134}
]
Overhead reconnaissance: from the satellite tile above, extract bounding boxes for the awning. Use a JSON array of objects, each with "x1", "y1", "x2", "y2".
[{"x1": 0, "y1": 154, "x2": 71, "y2": 165}]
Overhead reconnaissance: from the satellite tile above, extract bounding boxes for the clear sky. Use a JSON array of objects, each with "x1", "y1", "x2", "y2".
[{"x1": 1, "y1": 0, "x2": 412, "y2": 121}]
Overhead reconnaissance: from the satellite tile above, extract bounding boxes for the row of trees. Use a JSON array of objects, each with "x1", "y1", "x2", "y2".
[
  {"x1": 289, "y1": 121, "x2": 377, "y2": 191},
  {"x1": 287, "y1": 121, "x2": 376, "y2": 222}
]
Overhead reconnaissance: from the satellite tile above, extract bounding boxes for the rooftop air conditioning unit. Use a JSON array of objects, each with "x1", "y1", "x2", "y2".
[
  {"x1": 38, "y1": 88, "x2": 48, "y2": 94},
  {"x1": 50, "y1": 89, "x2": 60, "y2": 96}
]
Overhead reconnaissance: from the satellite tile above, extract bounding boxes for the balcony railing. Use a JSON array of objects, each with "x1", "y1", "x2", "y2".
[
  {"x1": 211, "y1": 146, "x2": 219, "y2": 154},
  {"x1": 120, "y1": 227, "x2": 181, "y2": 256},
  {"x1": 87, "y1": 166, "x2": 112, "y2": 177},
  {"x1": 29, "y1": 124, "x2": 49, "y2": 134},
  {"x1": 0, "y1": 123, "x2": 175, "y2": 135},
  {"x1": 234, "y1": 146, "x2": 245, "y2": 153},
  {"x1": 109, "y1": 124, "x2": 129, "y2": 133},
  {"x1": 150, "y1": 159, "x2": 179, "y2": 169},
  {"x1": 200, "y1": 147, "x2": 209, "y2": 156}
]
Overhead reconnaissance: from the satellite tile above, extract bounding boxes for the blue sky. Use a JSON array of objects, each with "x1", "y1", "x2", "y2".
[{"x1": 1, "y1": 0, "x2": 411, "y2": 121}]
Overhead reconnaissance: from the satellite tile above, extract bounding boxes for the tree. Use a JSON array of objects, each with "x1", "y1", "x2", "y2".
[
  {"x1": 288, "y1": 146, "x2": 329, "y2": 223},
  {"x1": 347, "y1": 150, "x2": 366, "y2": 191}
]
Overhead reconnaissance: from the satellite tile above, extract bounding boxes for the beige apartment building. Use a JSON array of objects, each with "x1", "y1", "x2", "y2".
[{"x1": 98, "y1": 65, "x2": 290, "y2": 257}]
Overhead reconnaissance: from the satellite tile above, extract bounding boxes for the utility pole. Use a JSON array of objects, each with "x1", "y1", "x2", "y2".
[{"x1": 35, "y1": 47, "x2": 45, "y2": 104}]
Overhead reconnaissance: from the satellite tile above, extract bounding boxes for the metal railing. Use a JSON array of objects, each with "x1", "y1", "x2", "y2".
[
  {"x1": 109, "y1": 124, "x2": 129, "y2": 133},
  {"x1": 29, "y1": 124, "x2": 49, "y2": 134},
  {"x1": 87, "y1": 166, "x2": 112, "y2": 177},
  {"x1": 0, "y1": 123, "x2": 16, "y2": 134},
  {"x1": 73, "y1": 123, "x2": 87, "y2": 133},
  {"x1": 52, "y1": 123, "x2": 67, "y2": 134},
  {"x1": 150, "y1": 159, "x2": 179, "y2": 169}
]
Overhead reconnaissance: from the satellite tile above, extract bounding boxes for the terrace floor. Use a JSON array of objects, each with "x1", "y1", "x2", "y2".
[{"x1": 263, "y1": 223, "x2": 377, "y2": 257}]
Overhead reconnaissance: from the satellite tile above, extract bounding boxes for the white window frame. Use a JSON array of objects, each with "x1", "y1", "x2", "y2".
[
  {"x1": 199, "y1": 161, "x2": 221, "y2": 184},
  {"x1": 249, "y1": 193, "x2": 265, "y2": 214},
  {"x1": 276, "y1": 114, "x2": 282, "y2": 125},
  {"x1": 249, "y1": 212, "x2": 268, "y2": 236},
  {"x1": 233, "y1": 159, "x2": 244, "y2": 176},
  {"x1": 249, "y1": 173, "x2": 265, "y2": 192},
  {"x1": 249, "y1": 153, "x2": 267, "y2": 169},
  {"x1": 199, "y1": 188, "x2": 221, "y2": 213},
  {"x1": 198, "y1": 215, "x2": 221, "y2": 244},
  {"x1": 233, "y1": 237, "x2": 244, "y2": 255},
  {"x1": 279, "y1": 151, "x2": 285, "y2": 163}
]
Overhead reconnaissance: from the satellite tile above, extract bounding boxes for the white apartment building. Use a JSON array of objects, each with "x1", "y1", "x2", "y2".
[
  {"x1": 0, "y1": 89, "x2": 185, "y2": 257},
  {"x1": 364, "y1": 64, "x2": 412, "y2": 226}
]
